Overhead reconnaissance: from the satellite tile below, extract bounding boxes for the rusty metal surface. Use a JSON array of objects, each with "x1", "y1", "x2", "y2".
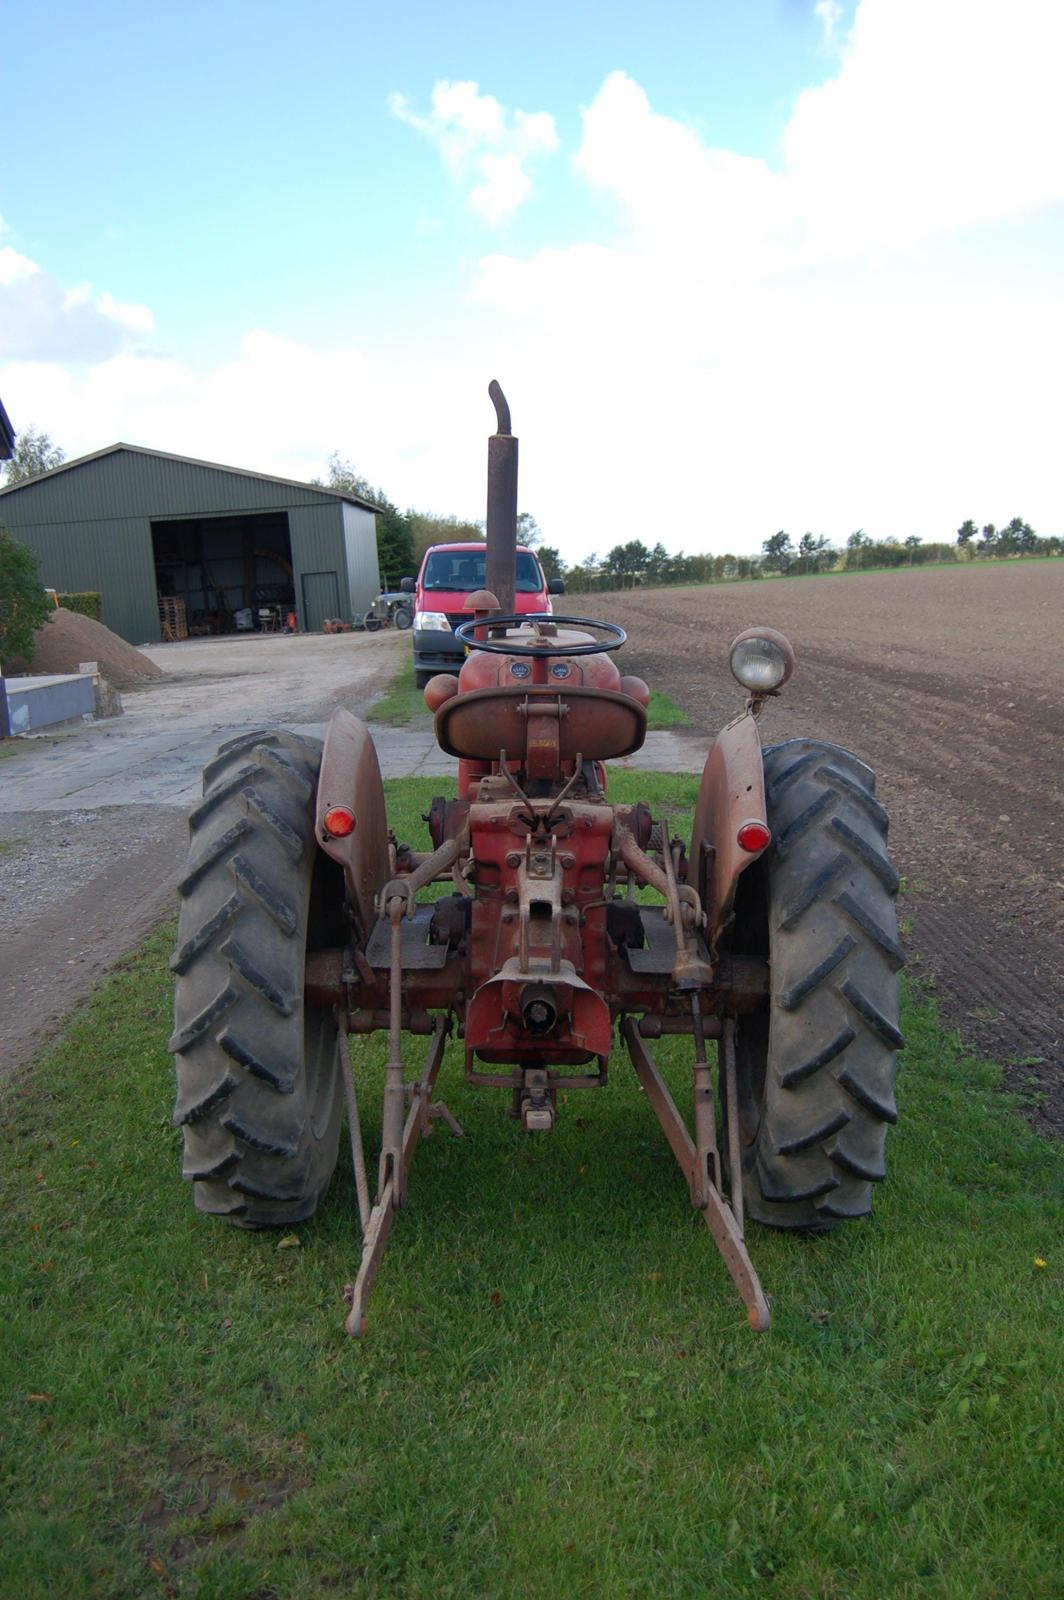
[
  {"x1": 379, "y1": 902, "x2": 406, "y2": 1194},
  {"x1": 722, "y1": 1017, "x2": 744, "y2": 1238},
  {"x1": 174, "y1": 381, "x2": 849, "y2": 1340},
  {"x1": 304, "y1": 950, "x2": 346, "y2": 1006},
  {"x1": 316, "y1": 708, "x2": 389, "y2": 941},
  {"x1": 435, "y1": 684, "x2": 647, "y2": 763},
  {"x1": 453, "y1": 614, "x2": 626, "y2": 658},
  {"x1": 338, "y1": 1028, "x2": 371, "y2": 1232},
  {"x1": 379, "y1": 833, "x2": 465, "y2": 918},
  {"x1": 344, "y1": 1174, "x2": 397, "y2": 1338},
  {"x1": 485, "y1": 381, "x2": 517, "y2": 617},
  {"x1": 690, "y1": 709, "x2": 768, "y2": 950},
  {"x1": 364, "y1": 907, "x2": 450, "y2": 970},
  {"x1": 690, "y1": 993, "x2": 721, "y2": 1199},
  {"x1": 621, "y1": 907, "x2": 676, "y2": 974},
  {"x1": 623, "y1": 1019, "x2": 770, "y2": 1331},
  {"x1": 344, "y1": 1020, "x2": 451, "y2": 1337},
  {"x1": 614, "y1": 824, "x2": 712, "y2": 990},
  {"x1": 466, "y1": 955, "x2": 612, "y2": 1057},
  {"x1": 636, "y1": 1014, "x2": 722, "y2": 1038}
]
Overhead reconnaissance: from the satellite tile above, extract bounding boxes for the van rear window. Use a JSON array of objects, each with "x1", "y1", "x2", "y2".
[{"x1": 422, "y1": 551, "x2": 543, "y2": 594}]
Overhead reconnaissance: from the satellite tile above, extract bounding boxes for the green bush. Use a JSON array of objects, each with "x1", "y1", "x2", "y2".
[
  {"x1": 56, "y1": 591, "x2": 102, "y2": 621},
  {"x1": 0, "y1": 523, "x2": 51, "y2": 669}
]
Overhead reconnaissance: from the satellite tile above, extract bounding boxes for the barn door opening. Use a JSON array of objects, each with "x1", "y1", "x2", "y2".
[
  {"x1": 151, "y1": 511, "x2": 294, "y2": 637},
  {"x1": 301, "y1": 570, "x2": 340, "y2": 634}
]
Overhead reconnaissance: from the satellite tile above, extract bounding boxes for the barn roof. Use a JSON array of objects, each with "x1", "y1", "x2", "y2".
[{"x1": 0, "y1": 440, "x2": 382, "y2": 513}]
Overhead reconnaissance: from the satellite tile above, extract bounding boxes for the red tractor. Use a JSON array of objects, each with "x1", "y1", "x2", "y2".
[{"x1": 170, "y1": 385, "x2": 902, "y2": 1333}]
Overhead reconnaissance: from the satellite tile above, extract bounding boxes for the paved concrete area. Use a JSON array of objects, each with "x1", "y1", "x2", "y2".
[
  {"x1": 0, "y1": 723, "x2": 707, "y2": 809},
  {"x1": 0, "y1": 630, "x2": 708, "y2": 1073},
  {"x1": 4, "y1": 700, "x2": 710, "y2": 812},
  {"x1": 0, "y1": 630, "x2": 407, "y2": 813}
]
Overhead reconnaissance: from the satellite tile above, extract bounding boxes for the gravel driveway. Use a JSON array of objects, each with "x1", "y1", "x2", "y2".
[{"x1": 0, "y1": 630, "x2": 408, "y2": 1072}]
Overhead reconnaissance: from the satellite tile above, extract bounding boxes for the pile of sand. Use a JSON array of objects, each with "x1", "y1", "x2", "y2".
[{"x1": 15, "y1": 608, "x2": 163, "y2": 689}]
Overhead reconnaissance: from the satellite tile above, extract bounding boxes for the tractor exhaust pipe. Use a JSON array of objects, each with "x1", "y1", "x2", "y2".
[{"x1": 485, "y1": 379, "x2": 518, "y2": 616}]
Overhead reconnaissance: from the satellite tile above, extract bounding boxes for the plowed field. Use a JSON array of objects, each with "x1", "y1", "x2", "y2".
[{"x1": 595, "y1": 561, "x2": 1064, "y2": 1133}]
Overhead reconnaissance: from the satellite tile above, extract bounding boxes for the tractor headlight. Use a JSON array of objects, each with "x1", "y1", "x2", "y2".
[
  {"x1": 414, "y1": 612, "x2": 451, "y2": 632},
  {"x1": 729, "y1": 627, "x2": 795, "y2": 692}
]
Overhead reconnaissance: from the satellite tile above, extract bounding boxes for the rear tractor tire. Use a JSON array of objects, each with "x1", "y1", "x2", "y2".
[
  {"x1": 169, "y1": 730, "x2": 345, "y2": 1228},
  {"x1": 728, "y1": 739, "x2": 904, "y2": 1230}
]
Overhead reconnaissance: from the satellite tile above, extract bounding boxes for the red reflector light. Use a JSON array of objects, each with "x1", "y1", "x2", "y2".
[
  {"x1": 323, "y1": 806, "x2": 356, "y2": 839},
  {"x1": 737, "y1": 820, "x2": 771, "y2": 853}
]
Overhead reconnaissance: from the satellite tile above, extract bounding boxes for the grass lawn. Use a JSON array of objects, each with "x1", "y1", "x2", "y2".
[
  {"x1": 366, "y1": 658, "x2": 428, "y2": 725},
  {"x1": 369, "y1": 659, "x2": 689, "y2": 730},
  {"x1": 645, "y1": 687, "x2": 689, "y2": 728},
  {"x1": 1, "y1": 773, "x2": 1061, "y2": 1600}
]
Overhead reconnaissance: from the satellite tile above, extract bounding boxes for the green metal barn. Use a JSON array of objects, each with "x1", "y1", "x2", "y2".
[{"x1": 0, "y1": 443, "x2": 381, "y2": 643}]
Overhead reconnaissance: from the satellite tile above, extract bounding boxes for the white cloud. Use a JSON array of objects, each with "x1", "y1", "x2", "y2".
[
  {"x1": 572, "y1": 70, "x2": 796, "y2": 277},
  {"x1": 94, "y1": 291, "x2": 155, "y2": 337},
  {"x1": 786, "y1": 0, "x2": 1064, "y2": 258},
  {"x1": 3, "y1": 2, "x2": 1062, "y2": 561},
  {"x1": 0, "y1": 328, "x2": 492, "y2": 522},
  {"x1": 468, "y1": 1, "x2": 1064, "y2": 552},
  {"x1": 0, "y1": 244, "x2": 155, "y2": 361},
  {"x1": 814, "y1": 0, "x2": 845, "y2": 49},
  {"x1": 567, "y1": 0, "x2": 1064, "y2": 278},
  {"x1": 0, "y1": 246, "x2": 41, "y2": 287},
  {"x1": 389, "y1": 80, "x2": 558, "y2": 224}
]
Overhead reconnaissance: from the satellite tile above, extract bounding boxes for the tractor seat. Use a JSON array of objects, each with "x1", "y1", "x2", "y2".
[{"x1": 435, "y1": 683, "x2": 647, "y2": 765}]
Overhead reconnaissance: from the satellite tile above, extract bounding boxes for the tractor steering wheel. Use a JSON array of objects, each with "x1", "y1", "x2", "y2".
[{"x1": 453, "y1": 613, "x2": 626, "y2": 657}]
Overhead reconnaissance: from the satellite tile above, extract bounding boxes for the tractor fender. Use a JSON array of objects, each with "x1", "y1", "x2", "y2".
[
  {"x1": 690, "y1": 710, "x2": 769, "y2": 952},
  {"x1": 315, "y1": 707, "x2": 389, "y2": 942}
]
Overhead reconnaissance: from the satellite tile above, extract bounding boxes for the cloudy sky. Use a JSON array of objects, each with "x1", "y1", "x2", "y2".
[{"x1": 2, "y1": 0, "x2": 1061, "y2": 557}]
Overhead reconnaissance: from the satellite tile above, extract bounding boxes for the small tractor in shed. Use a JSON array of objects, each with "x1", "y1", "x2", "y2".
[{"x1": 169, "y1": 384, "x2": 903, "y2": 1334}]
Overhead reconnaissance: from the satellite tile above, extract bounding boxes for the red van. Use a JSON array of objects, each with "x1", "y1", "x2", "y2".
[{"x1": 404, "y1": 542, "x2": 564, "y2": 687}]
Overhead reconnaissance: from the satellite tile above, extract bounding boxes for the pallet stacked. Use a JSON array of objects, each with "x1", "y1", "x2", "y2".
[{"x1": 159, "y1": 596, "x2": 188, "y2": 642}]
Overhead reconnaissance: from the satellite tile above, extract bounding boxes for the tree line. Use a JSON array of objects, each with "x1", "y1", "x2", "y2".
[
  {"x1": 759, "y1": 519, "x2": 1060, "y2": 574},
  {"x1": 4, "y1": 430, "x2": 1059, "y2": 598},
  {"x1": 544, "y1": 516, "x2": 1061, "y2": 594},
  {"x1": 318, "y1": 452, "x2": 553, "y2": 589}
]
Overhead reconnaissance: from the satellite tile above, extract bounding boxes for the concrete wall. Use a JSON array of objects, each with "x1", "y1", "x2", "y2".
[{"x1": 4, "y1": 673, "x2": 95, "y2": 732}]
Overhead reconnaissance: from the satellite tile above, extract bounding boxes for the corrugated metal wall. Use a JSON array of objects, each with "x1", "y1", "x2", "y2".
[
  {"x1": 0, "y1": 449, "x2": 380, "y2": 642},
  {"x1": 0, "y1": 511, "x2": 160, "y2": 644},
  {"x1": 341, "y1": 503, "x2": 382, "y2": 617}
]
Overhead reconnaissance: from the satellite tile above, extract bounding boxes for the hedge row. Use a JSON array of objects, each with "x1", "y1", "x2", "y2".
[{"x1": 55, "y1": 592, "x2": 102, "y2": 621}]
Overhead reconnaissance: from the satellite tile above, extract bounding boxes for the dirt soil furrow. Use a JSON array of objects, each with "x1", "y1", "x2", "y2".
[{"x1": 594, "y1": 561, "x2": 1064, "y2": 1134}]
